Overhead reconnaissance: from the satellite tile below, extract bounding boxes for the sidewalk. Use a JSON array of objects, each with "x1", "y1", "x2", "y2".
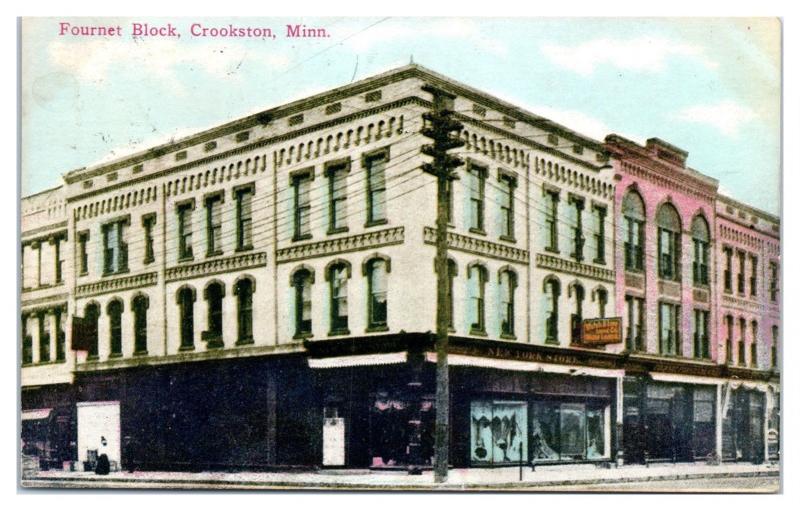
[{"x1": 23, "y1": 461, "x2": 780, "y2": 490}]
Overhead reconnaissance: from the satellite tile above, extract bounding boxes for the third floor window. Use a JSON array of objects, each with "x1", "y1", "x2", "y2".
[
  {"x1": 691, "y1": 216, "x2": 710, "y2": 286},
  {"x1": 656, "y1": 204, "x2": 681, "y2": 282},
  {"x1": 468, "y1": 164, "x2": 487, "y2": 233},
  {"x1": 102, "y1": 219, "x2": 129, "y2": 275},
  {"x1": 622, "y1": 191, "x2": 645, "y2": 272},
  {"x1": 205, "y1": 193, "x2": 223, "y2": 256},
  {"x1": 177, "y1": 201, "x2": 194, "y2": 260}
]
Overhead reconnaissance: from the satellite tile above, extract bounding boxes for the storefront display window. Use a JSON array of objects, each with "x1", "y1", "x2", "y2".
[
  {"x1": 530, "y1": 401, "x2": 608, "y2": 462},
  {"x1": 370, "y1": 392, "x2": 434, "y2": 467},
  {"x1": 470, "y1": 401, "x2": 527, "y2": 465}
]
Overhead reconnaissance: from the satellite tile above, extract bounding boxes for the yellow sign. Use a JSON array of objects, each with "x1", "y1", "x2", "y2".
[{"x1": 581, "y1": 318, "x2": 623, "y2": 345}]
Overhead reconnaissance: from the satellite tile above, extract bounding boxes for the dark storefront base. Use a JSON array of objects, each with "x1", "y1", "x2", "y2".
[
  {"x1": 722, "y1": 388, "x2": 765, "y2": 464},
  {"x1": 21, "y1": 384, "x2": 76, "y2": 470}
]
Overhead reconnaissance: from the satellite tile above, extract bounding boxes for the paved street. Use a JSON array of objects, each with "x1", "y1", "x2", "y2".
[{"x1": 547, "y1": 476, "x2": 779, "y2": 493}]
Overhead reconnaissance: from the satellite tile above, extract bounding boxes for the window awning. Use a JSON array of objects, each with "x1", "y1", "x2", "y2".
[
  {"x1": 21, "y1": 408, "x2": 52, "y2": 421},
  {"x1": 430, "y1": 353, "x2": 624, "y2": 379},
  {"x1": 308, "y1": 352, "x2": 408, "y2": 369}
]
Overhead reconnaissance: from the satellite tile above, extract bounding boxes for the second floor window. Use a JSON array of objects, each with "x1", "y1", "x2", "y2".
[
  {"x1": 769, "y1": 261, "x2": 779, "y2": 301},
  {"x1": 723, "y1": 246, "x2": 733, "y2": 292},
  {"x1": 366, "y1": 153, "x2": 387, "y2": 225},
  {"x1": 293, "y1": 172, "x2": 313, "y2": 240},
  {"x1": 329, "y1": 264, "x2": 349, "y2": 334},
  {"x1": 693, "y1": 309, "x2": 710, "y2": 359},
  {"x1": 658, "y1": 302, "x2": 680, "y2": 356},
  {"x1": 468, "y1": 164, "x2": 487, "y2": 233},
  {"x1": 102, "y1": 220, "x2": 128, "y2": 275},
  {"x1": 750, "y1": 320, "x2": 759, "y2": 368},
  {"x1": 771, "y1": 326, "x2": 778, "y2": 368},
  {"x1": 235, "y1": 185, "x2": 254, "y2": 250},
  {"x1": 235, "y1": 278, "x2": 254, "y2": 344},
  {"x1": 178, "y1": 287, "x2": 195, "y2": 350},
  {"x1": 108, "y1": 300, "x2": 123, "y2": 357},
  {"x1": 499, "y1": 173, "x2": 516, "y2": 240},
  {"x1": 738, "y1": 317, "x2": 747, "y2": 366},
  {"x1": 750, "y1": 255, "x2": 758, "y2": 297},
  {"x1": 327, "y1": 163, "x2": 349, "y2": 233},
  {"x1": 55, "y1": 308, "x2": 65, "y2": 362},
  {"x1": 54, "y1": 237, "x2": 64, "y2": 283},
  {"x1": 85, "y1": 303, "x2": 100, "y2": 359},
  {"x1": 544, "y1": 279, "x2": 560, "y2": 344},
  {"x1": 203, "y1": 282, "x2": 224, "y2": 347},
  {"x1": 691, "y1": 216, "x2": 710, "y2": 286},
  {"x1": 37, "y1": 312, "x2": 50, "y2": 363},
  {"x1": 468, "y1": 264, "x2": 487, "y2": 334},
  {"x1": 499, "y1": 269, "x2": 516, "y2": 337},
  {"x1": 571, "y1": 284, "x2": 585, "y2": 344},
  {"x1": 736, "y1": 251, "x2": 746, "y2": 294},
  {"x1": 205, "y1": 194, "x2": 223, "y2": 256},
  {"x1": 177, "y1": 202, "x2": 194, "y2": 260},
  {"x1": 544, "y1": 189, "x2": 559, "y2": 252},
  {"x1": 78, "y1": 231, "x2": 89, "y2": 275},
  {"x1": 367, "y1": 259, "x2": 389, "y2": 329},
  {"x1": 657, "y1": 204, "x2": 681, "y2": 281},
  {"x1": 293, "y1": 269, "x2": 313, "y2": 337},
  {"x1": 143, "y1": 214, "x2": 156, "y2": 264},
  {"x1": 593, "y1": 205, "x2": 606, "y2": 264},
  {"x1": 725, "y1": 315, "x2": 734, "y2": 364},
  {"x1": 622, "y1": 191, "x2": 645, "y2": 272},
  {"x1": 625, "y1": 295, "x2": 644, "y2": 352},
  {"x1": 569, "y1": 196, "x2": 585, "y2": 262},
  {"x1": 133, "y1": 295, "x2": 149, "y2": 355}
]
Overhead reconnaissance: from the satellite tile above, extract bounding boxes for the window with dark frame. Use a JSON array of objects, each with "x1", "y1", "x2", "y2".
[
  {"x1": 133, "y1": 295, "x2": 149, "y2": 355},
  {"x1": 235, "y1": 186, "x2": 254, "y2": 250},
  {"x1": 22, "y1": 315, "x2": 32, "y2": 365},
  {"x1": 177, "y1": 202, "x2": 194, "y2": 260},
  {"x1": 593, "y1": 204, "x2": 606, "y2": 264},
  {"x1": 468, "y1": 265, "x2": 487, "y2": 334},
  {"x1": 691, "y1": 216, "x2": 710, "y2": 286},
  {"x1": 736, "y1": 251, "x2": 746, "y2": 294},
  {"x1": 771, "y1": 326, "x2": 778, "y2": 368},
  {"x1": 769, "y1": 261, "x2": 779, "y2": 301},
  {"x1": 178, "y1": 287, "x2": 195, "y2": 350},
  {"x1": 571, "y1": 284, "x2": 585, "y2": 344},
  {"x1": 723, "y1": 246, "x2": 733, "y2": 292},
  {"x1": 658, "y1": 302, "x2": 680, "y2": 356},
  {"x1": 55, "y1": 307, "x2": 65, "y2": 362},
  {"x1": 656, "y1": 204, "x2": 681, "y2": 282},
  {"x1": 327, "y1": 163, "x2": 349, "y2": 233},
  {"x1": 54, "y1": 237, "x2": 64, "y2": 283},
  {"x1": 108, "y1": 300, "x2": 123, "y2": 357},
  {"x1": 205, "y1": 194, "x2": 223, "y2": 256},
  {"x1": 569, "y1": 196, "x2": 585, "y2": 262},
  {"x1": 102, "y1": 219, "x2": 129, "y2": 275},
  {"x1": 738, "y1": 317, "x2": 746, "y2": 366},
  {"x1": 622, "y1": 191, "x2": 645, "y2": 272},
  {"x1": 329, "y1": 264, "x2": 349, "y2": 334},
  {"x1": 78, "y1": 231, "x2": 89, "y2": 275},
  {"x1": 597, "y1": 289, "x2": 608, "y2": 319},
  {"x1": 693, "y1": 309, "x2": 710, "y2": 359},
  {"x1": 725, "y1": 314, "x2": 734, "y2": 364},
  {"x1": 37, "y1": 311, "x2": 50, "y2": 363},
  {"x1": 750, "y1": 255, "x2": 758, "y2": 297},
  {"x1": 750, "y1": 320, "x2": 759, "y2": 368},
  {"x1": 499, "y1": 173, "x2": 516, "y2": 240},
  {"x1": 236, "y1": 278, "x2": 254, "y2": 344},
  {"x1": 500, "y1": 270, "x2": 516, "y2": 337},
  {"x1": 625, "y1": 295, "x2": 644, "y2": 352},
  {"x1": 468, "y1": 165, "x2": 486, "y2": 233},
  {"x1": 85, "y1": 303, "x2": 100, "y2": 359},
  {"x1": 545, "y1": 278, "x2": 560, "y2": 344},
  {"x1": 544, "y1": 189, "x2": 559, "y2": 252},
  {"x1": 203, "y1": 282, "x2": 224, "y2": 348},
  {"x1": 367, "y1": 259, "x2": 389, "y2": 329},
  {"x1": 293, "y1": 270, "x2": 313, "y2": 336},
  {"x1": 366, "y1": 153, "x2": 387, "y2": 225},
  {"x1": 143, "y1": 215, "x2": 156, "y2": 264},
  {"x1": 293, "y1": 172, "x2": 313, "y2": 240}
]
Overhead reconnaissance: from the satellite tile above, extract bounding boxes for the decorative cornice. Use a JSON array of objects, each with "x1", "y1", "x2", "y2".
[
  {"x1": 76, "y1": 272, "x2": 158, "y2": 299},
  {"x1": 423, "y1": 227, "x2": 529, "y2": 264},
  {"x1": 535, "y1": 253, "x2": 614, "y2": 283},
  {"x1": 21, "y1": 222, "x2": 68, "y2": 241},
  {"x1": 277, "y1": 227, "x2": 404, "y2": 263},
  {"x1": 20, "y1": 297, "x2": 68, "y2": 314},
  {"x1": 166, "y1": 251, "x2": 267, "y2": 282}
]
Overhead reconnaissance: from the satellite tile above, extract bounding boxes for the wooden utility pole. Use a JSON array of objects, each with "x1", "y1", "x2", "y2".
[{"x1": 421, "y1": 85, "x2": 464, "y2": 483}]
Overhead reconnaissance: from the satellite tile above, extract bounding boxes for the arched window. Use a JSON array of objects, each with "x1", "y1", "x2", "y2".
[
  {"x1": 571, "y1": 284, "x2": 585, "y2": 344},
  {"x1": 107, "y1": 299, "x2": 123, "y2": 357},
  {"x1": 292, "y1": 269, "x2": 313, "y2": 337},
  {"x1": 366, "y1": 259, "x2": 389, "y2": 329},
  {"x1": 468, "y1": 264, "x2": 488, "y2": 334},
  {"x1": 203, "y1": 281, "x2": 225, "y2": 348},
  {"x1": 544, "y1": 278, "x2": 560, "y2": 343},
  {"x1": 132, "y1": 294, "x2": 149, "y2": 355},
  {"x1": 622, "y1": 191, "x2": 645, "y2": 272},
  {"x1": 691, "y1": 215, "x2": 710, "y2": 286},
  {"x1": 657, "y1": 203, "x2": 682, "y2": 281},
  {"x1": 235, "y1": 277, "x2": 254, "y2": 345},
  {"x1": 178, "y1": 287, "x2": 196, "y2": 350},
  {"x1": 328, "y1": 263, "x2": 350, "y2": 334},
  {"x1": 499, "y1": 269, "x2": 517, "y2": 337},
  {"x1": 85, "y1": 303, "x2": 100, "y2": 359}
]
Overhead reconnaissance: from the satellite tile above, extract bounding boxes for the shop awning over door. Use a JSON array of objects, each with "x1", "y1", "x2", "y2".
[{"x1": 308, "y1": 352, "x2": 408, "y2": 369}]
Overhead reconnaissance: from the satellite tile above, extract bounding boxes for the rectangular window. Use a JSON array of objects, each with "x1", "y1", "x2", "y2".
[
  {"x1": 499, "y1": 174, "x2": 515, "y2": 240},
  {"x1": 771, "y1": 326, "x2": 778, "y2": 368},
  {"x1": 293, "y1": 172, "x2": 313, "y2": 239},
  {"x1": 38, "y1": 312, "x2": 50, "y2": 363},
  {"x1": 693, "y1": 309, "x2": 710, "y2": 359},
  {"x1": 693, "y1": 239, "x2": 709, "y2": 286},
  {"x1": 143, "y1": 214, "x2": 156, "y2": 264},
  {"x1": 205, "y1": 193, "x2": 223, "y2": 256},
  {"x1": 750, "y1": 322, "x2": 758, "y2": 368},
  {"x1": 78, "y1": 231, "x2": 89, "y2": 275},
  {"x1": 624, "y1": 217, "x2": 644, "y2": 272},
  {"x1": 658, "y1": 302, "x2": 680, "y2": 356},
  {"x1": 725, "y1": 315, "x2": 734, "y2": 364},
  {"x1": 235, "y1": 186, "x2": 254, "y2": 250},
  {"x1": 738, "y1": 317, "x2": 746, "y2": 366},
  {"x1": 569, "y1": 196, "x2": 585, "y2": 262},
  {"x1": 468, "y1": 164, "x2": 486, "y2": 232},
  {"x1": 749, "y1": 255, "x2": 758, "y2": 296},
  {"x1": 723, "y1": 247, "x2": 733, "y2": 292},
  {"x1": 625, "y1": 295, "x2": 645, "y2": 352},
  {"x1": 366, "y1": 153, "x2": 387, "y2": 224},
  {"x1": 769, "y1": 261, "x2": 778, "y2": 302},
  {"x1": 330, "y1": 268, "x2": 349, "y2": 333},
  {"x1": 593, "y1": 205, "x2": 606, "y2": 264},
  {"x1": 54, "y1": 237, "x2": 63, "y2": 283},
  {"x1": 545, "y1": 190, "x2": 559, "y2": 252},
  {"x1": 102, "y1": 219, "x2": 128, "y2": 275},
  {"x1": 736, "y1": 250, "x2": 746, "y2": 294},
  {"x1": 658, "y1": 228, "x2": 679, "y2": 281},
  {"x1": 177, "y1": 202, "x2": 194, "y2": 260},
  {"x1": 55, "y1": 308, "x2": 65, "y2": 362},
  {"x1": 327, "y1": 163, "x2": 349, "y2": 233},
  {"x1": 22, "y1": 316, "x2": 32, "y2": 365}
]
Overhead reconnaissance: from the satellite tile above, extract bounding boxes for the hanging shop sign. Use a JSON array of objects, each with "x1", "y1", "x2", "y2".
[{"x1": 581, "y1": 318, "x2": 623, "y2": 345}]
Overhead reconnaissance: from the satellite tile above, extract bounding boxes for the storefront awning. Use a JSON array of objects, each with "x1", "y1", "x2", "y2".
[
  {"x1": 308, "y1": 352, "x2": 408, "y2": 369},
  {"x1": 21, "y1": 408, "x2": 52, "y2": 421},
  {"x1": 428, "y1": 353, "x2": 624, "y2": 378}
]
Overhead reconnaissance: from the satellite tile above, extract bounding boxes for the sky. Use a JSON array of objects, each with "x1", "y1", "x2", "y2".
[{"x1": 20, "y1": 17, "x2": 781, "y2": 214}]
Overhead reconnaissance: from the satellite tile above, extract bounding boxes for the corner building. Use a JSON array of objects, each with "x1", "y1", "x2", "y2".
[{"x1": 20, "y1": 65, "x2": 779, "y2": 472}]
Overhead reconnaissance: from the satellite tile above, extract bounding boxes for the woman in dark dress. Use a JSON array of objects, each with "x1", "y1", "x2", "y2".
[{"x1": 95, "y1": 437, "x2": 110, "y2": 475}]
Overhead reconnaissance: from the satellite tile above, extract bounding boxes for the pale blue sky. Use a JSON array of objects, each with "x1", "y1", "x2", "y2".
[{"x1": 21, "y1": 17, "x2": 781, "y2": 213}]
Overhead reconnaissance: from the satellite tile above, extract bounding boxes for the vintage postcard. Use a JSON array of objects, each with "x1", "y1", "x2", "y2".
[{"x1": 19, "y1": 16, "x2": 781, "y2": 492}]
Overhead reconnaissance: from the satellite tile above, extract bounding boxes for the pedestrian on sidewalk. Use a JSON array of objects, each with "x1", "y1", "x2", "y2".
[{"x1": 95, "y1": 437, "x2": 110, "y2": 475}]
